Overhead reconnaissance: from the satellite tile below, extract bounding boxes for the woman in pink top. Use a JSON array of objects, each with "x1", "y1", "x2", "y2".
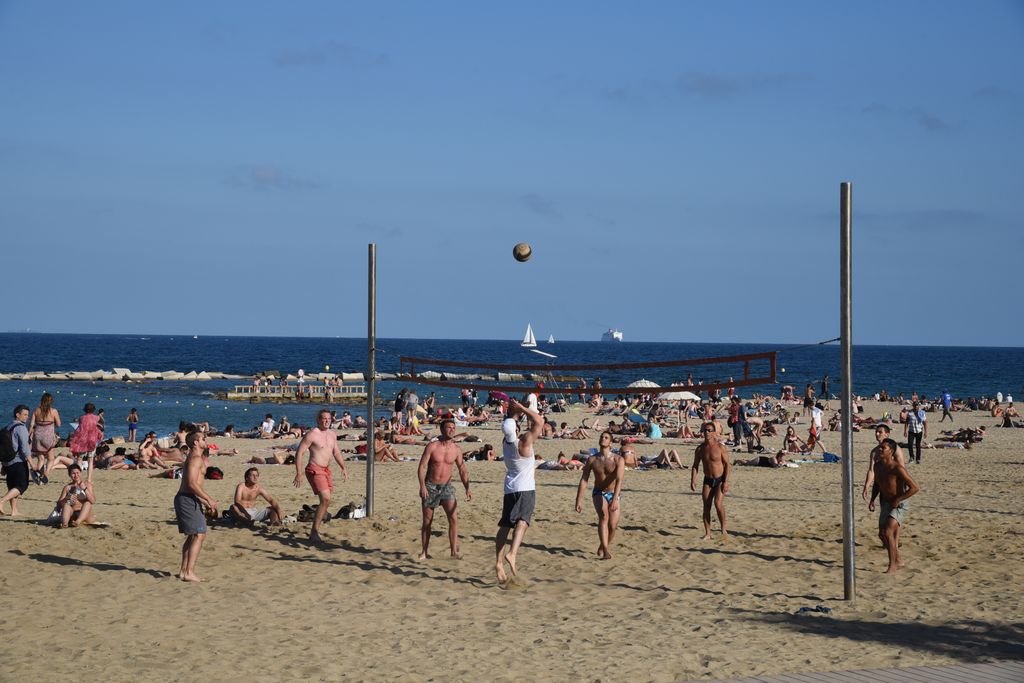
[{"x1": 68, "y1": 402, "x2": 104, "y2": 461}]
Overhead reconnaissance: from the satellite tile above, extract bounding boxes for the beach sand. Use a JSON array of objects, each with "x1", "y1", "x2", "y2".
[{"x1": 1, "y1": 400, "x2": 1021, "y2": 681}]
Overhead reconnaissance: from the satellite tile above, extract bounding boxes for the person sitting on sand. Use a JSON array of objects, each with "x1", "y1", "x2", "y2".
[
  {"x1": 229, "y1": 467, "x2": 283, "y2": 527},
  {"x1": 136, "y1": 433, "x2": 172, "y2": 469},
  {"x1": 259, "y1": 414, "x2": 275, "y2": 439},
  {"x1": 373, "y1": 433, "x2": 399, "y2": 462},
  {"x1": 557, "y1": 421, "x2": 589, "y2": 440},
  {"x1": 782, "y1": 428, "x2": 806, "y2": 454},
  {"x1": 53, "y1": 463, "x2": 95, "y2": 528}
]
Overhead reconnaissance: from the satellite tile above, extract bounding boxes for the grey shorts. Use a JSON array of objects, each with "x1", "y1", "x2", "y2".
[
  {"x1": 879, "y1": 499, "x2": 908, "y2": 527},
  {"x1": 246, "y1": 507, "x2": 272, "y2": 523},
  {"x1": 423, "y1": 481, "x2": 455, "y2": 509},
  {"x1": 174, "y1": 493, "x2": 208, "y2": 535},
  {"x1": 499, "y1": 490, "x2": 536, "y2": 528}
]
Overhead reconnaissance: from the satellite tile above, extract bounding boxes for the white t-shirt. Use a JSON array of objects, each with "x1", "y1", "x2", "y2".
[
  {"x1": 261, "y1": 419, "x2": 275, "y2": 435},
  {"x1": 811, "y1": 407, "x2": 822, "y2": 430},
  {"x1": 501, "y1": 417, "x2": 535, "y2": 493},
  {"x1": 526, "y1": 393, "x2": 538, "y2": 413}
]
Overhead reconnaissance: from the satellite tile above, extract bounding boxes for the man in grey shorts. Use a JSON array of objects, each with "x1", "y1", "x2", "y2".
[
  {"x1": 868, "y1": 438, "x2": 919, "y2": 574},
  {"x1": 173, "y1": 431, "x2": 217, "y2": 582},
  {"x1": 417, "y1": 418, "x2": 471, "y2": 560},
  {"x1": 494, "y1": 398, "x2": 544, "y2": 584}
]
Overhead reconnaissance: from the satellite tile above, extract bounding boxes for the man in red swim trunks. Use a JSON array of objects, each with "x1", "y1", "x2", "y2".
[{"x1": 293, "y1": 409, "x2": 348, "y2": 545}]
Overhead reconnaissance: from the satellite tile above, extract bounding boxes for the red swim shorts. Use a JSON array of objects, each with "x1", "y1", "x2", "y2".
[{"x1": 305, "y1": 463, "x2": 334, "y2": 495}]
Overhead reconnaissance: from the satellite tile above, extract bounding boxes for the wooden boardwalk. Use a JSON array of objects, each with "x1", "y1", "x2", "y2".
[{"x1": 712, "y1": 659, "x2": 1024, "y2": 682}]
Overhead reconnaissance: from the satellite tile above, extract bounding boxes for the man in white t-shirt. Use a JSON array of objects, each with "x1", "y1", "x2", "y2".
[
  {"x1": 494, "y1": 398, "x2": 543, "y2": 584},
  {"x1": 260, "y1": 414, "x2": 275, "y2": 439}
]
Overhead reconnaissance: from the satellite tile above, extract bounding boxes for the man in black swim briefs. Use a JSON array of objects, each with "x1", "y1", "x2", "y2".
[{"x1": 690, "y1": 422, "x2": 731, "y2": 540}]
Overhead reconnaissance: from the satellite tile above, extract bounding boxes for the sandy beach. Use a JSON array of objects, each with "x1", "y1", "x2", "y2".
[{"x1": 1, "y1": 399, "x2": 1021, "y2": 681}]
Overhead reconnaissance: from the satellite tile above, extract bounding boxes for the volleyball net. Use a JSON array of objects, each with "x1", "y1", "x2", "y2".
[{"x1": 397, "y1": 350, "x2": 777, "y2": 396}]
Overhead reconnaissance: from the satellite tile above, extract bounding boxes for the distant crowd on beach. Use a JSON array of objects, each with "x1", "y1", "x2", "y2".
[{"x1": 2, "y1": 373, "x2": 1020, "y2": 582}]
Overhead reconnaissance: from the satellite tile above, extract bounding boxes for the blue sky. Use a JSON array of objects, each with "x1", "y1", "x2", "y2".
[{"x1": 2, "y1": 1, "x2": 1021, "y2": 345}]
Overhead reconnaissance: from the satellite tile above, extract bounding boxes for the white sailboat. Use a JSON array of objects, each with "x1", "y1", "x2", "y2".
[
  {"x1": 521, "y1": 323, "x2": 537, "y2": 347},
  {"x1": 547, "y1": 334, "x2": 555, "y2": 344}
]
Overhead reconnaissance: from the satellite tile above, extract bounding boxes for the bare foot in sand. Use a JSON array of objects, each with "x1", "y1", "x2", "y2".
[
  {"x1": 451, "y1": 550, "x2": 463, "y2": 560},
  {"x1": 495, "y1": 562, "x2": 508, "y2": 584},
  {"x1": 309, "y1": 531, "x2": 323, "y2": 546},
  {"x1": 505, "y1": 552, "x2": 518, "y2": 577},
  {"x1": 700, "y1": 532, "x2": 712, "y2": 541},
  {"x1": 181, "y1": 573, "x2": 204, "y2": 583},
  {"x1": 416, "y1": 551, "x2": 431, "y2": 560}
]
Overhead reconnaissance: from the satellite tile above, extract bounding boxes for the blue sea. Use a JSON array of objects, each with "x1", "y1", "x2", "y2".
[{"x1": 1, "y1": 333, "x2": 1020, "y2": 439}]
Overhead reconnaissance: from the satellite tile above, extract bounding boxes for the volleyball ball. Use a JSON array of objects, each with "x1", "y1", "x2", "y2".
[{"x1": 513, "y1": 243, "x2": 532, "y2": 262}]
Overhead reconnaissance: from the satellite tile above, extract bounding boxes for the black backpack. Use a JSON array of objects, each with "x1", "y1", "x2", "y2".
[{"x1": 0, "y1": 425, "x2": 17, "y2": 464}]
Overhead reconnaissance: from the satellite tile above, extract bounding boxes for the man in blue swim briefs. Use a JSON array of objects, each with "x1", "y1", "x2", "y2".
[
  {"x1": 574, "y1": 431, "x2": 625, "y2": 559},
  {"x1": 690, "y1": 422, "x2": 731, "y2": 540}
]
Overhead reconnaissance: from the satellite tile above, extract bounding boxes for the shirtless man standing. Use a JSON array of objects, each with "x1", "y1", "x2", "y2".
[
  {"x1": 293, "y1": 409, "x2": 348, "y2": 544},
  {"x1": 574, "y1": 431, "x2": 625, "y2": 559},
  {"x1": 416, "y1": 418, "x2": 472, "y2": 560},
  {"x1": 868, "y1": 438, "x2": 920, "y2": 573},
  {"x1": 862, "y1": 424, "x2": 906, "y2": 500},
  {"x1": 231, "y1": 467, "x2": 283, "y2": 527},
  {"x1": 173, "y1": 431, "x2": 217, "y2": 582},
  {"x1": 690, "y1": 422, "x2": 731, "y2": 540},
  {"x1": 494, "y1": 398, "x2": 544, "y2": 583}
]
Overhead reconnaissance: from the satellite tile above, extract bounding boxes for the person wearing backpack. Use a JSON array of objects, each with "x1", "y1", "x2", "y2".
[{"x1": 0, "y1": 404, "x2": 33, "y2": 516}]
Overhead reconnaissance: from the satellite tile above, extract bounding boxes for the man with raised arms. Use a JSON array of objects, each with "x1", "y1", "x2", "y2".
[
  {"x1": 416, "y1": 418, "x2": 472, "y2": 560},
  {"x1": 173, "y1": 430, "x2": 217, "y2": 582},
  {"x1": 869, "y1": 437, "x2": 920, "y2": 573},
  {"x1": 574, "y1": 431, "x2": 625, "y2": 559},
  {"x1": 494, "y1": 398, "x2": 544, "y2": 583},
  {"x1": 690, "y1": 422, "x2": 731, "y2": 540},
  {"x1": 293, "y1": 409, "x2": 348, "y2": 545},
  {"x1": 862, "y1": 423, "x2": 906, "y2": 500},
  {"x1": 231, "y1": 467, "x2": 283, "y2": 527}
]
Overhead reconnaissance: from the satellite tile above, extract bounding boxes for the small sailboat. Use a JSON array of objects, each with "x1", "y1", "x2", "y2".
[
  {"x1": 547, "y1": 334, "x2": 555, "y2": 344},
  {"x1": 521, "y1": 323, "x2": 537, "y2": 348}
]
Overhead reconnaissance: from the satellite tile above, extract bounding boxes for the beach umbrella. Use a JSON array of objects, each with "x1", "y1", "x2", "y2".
[
  {"x1": 626, "y1": 379, "x2": 661, "y2": 389},
  {"x1": 658, "y1": 388, "x2": 701, "y2": 401}
]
